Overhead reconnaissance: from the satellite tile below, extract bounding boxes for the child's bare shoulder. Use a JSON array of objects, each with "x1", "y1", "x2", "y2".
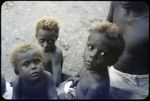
[{"x1": 43, "y1": 71, "x2": 52, "y2": 77}]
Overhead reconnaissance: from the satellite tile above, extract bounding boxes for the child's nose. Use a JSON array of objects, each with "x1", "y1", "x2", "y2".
[
  {"x1": 30, "y1": 63, "x2": 37, "y2": 70},
  {"x1": 90, "y1": 50, "x2": 97, "y2": 58}
]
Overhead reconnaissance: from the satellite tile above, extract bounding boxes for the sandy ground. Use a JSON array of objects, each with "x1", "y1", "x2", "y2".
[{"x1": 1, "y1": 1, "x2": 110, "y2": 83}]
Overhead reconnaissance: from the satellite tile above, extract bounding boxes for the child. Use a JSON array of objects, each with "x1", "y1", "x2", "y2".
[
  {"x1": 62, "y1": 20, "x2": 125, "y2": 99},
  {"x1": 35, "y1": 17, "x2": 63, "y2": 87},
  {"x1": 11, "y1": 43, "x2": 58, "y2": 99}
]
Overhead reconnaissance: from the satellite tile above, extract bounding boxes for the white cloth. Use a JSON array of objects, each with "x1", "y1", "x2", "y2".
[
  {"x1": 108, "y1": 66, "x2": 149, "y2": 99},
  {"x1": 63, "y1": 66, "x2": 149, "y2": 99},
  {"x1": 64, "y1": 81, "x2": 73, "y2": 94},
  {"x1": 63, "y1": 81, "x2": 76, "y2": 98},
  {"x1": 2, "y1": 82, "x2": 13, "y2": 99}
]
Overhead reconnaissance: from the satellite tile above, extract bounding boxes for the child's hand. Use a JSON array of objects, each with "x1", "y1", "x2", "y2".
[
  {"x1": 70, "y1": 77, "x2": 80, "y2": 88},
  {"x1": 64, "y1": 81, "x2": 73, "y2": 94},
  {"x1": 66, "y1": 76, "x2": 80, "y2": 88}
]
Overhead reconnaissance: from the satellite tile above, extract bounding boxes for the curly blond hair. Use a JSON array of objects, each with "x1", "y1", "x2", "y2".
[
  {"x1": 35, "y1": 17, "x2": 59, "y2": 36},
  {"x1": 11, "y1": 43, "x2": 43, "y2": 74},
  {"x1": 89, "y1": 20, "x2": 120, "y2": 38},
  {"x1": 89, "y1": 20, "x2": 125, "y2": 58}
]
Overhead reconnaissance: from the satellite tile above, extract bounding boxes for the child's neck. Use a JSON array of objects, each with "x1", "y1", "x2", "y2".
[
  {"x1": 84, "y1": 68, "x2": 108, "y2": 82},
  {"x1": 86, "y1": 66, "x2": 108, "y2": 76},
  {"x1": 21, "y1": 73, "x2": 43, "y2": 86}
]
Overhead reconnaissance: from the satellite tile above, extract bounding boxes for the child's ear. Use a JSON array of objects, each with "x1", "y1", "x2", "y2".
[{"x1": 14, "y1": 69, "x2": 19, "y2": 75}]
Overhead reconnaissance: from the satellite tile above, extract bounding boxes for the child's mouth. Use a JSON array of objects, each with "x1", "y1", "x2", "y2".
[
  {"x1": 85, "y1": 61, "x2": 92, "y2": 66},
  {"x1": 31, "y1": 72, "x2": 39, "y2": 77}
]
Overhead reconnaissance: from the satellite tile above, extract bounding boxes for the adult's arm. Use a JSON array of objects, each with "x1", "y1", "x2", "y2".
[{"x1": 106, "y1": 2, "x2": 114, "y2": 22}]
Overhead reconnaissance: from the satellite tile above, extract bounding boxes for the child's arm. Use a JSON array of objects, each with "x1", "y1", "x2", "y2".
[
  {"x1": 12, "y1": 77, "x2": 21, "y2": 99},
  {"x1": 52, "y1": 50, "x2": 63, "y2": 87},
  {"x1": 85, "y1": 83, "x2": 109, "y2": 99},
  {"x1": 85, "y1": 82, "x2": 109, "y2": 99},
  {"x1": 106, "y1": 2, "x2": 114, "y2": 22},
  {"x1": 45, "y1": 71, "x2": 58, "y2": 99}
]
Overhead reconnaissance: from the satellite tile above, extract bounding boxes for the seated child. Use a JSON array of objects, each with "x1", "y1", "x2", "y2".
[
  {"x1": 35, "y1": 17, "x2": 63, "y2": 87},
  {"x1": 11, "y1": 43, "x2": 58, "y2": 99},
  {"x1": 61, "y1": 20, "x2": 125, "y2": 99},
  {"x1": 1, "y1": 75, "x2": 13, "y2": 99}
]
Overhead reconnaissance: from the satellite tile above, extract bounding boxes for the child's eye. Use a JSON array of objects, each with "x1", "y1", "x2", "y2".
[
  {"x1": 88, "y1": 45, "x2": 94, "y2": 50},
  {"x1": 39, "y1": 39, "x2": 44, "y2": 43},
  {"x1": 23, "y1": 61, "x2": 30, "y2": 67}
]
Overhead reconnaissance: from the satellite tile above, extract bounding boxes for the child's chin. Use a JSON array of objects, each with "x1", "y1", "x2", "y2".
[
  {"x1": 30, "y1": 77, "x2": 40, "y2": 82},
  {"x1": 44, "y1": 48, "x2": 50, "y2": 52},
  {"x1": 30, "y1": 74, "x2": 40, "y2": 81},
  {"x1": 85, "y1": 64, "x2": 93, "y2": 70},
  {"x1": 44, "y1": 47, "x2": 54, "y2": 52}
]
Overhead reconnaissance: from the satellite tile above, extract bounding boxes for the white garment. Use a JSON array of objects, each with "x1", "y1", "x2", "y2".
[
  {"x1": 63, "y1": 81, "x2": 76, "y2": 98},
  {"x1": 64, "y1": 81, "x2": 73, "y2": 94},
  {"x1": 108, "y1": 66, "x2": 149, "y2": 99},
  {"x1": 2, "y1": 82, "x2": 13, "y2": 99}
]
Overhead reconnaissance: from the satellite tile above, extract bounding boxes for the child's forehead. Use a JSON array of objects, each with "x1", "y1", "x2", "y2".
[
  {"x1": 37, "y1": 29, "x2": 57, "y2": 37},
  {"x1": 17, "y1": 48, "x2": 42, "y2": 60},
  {"x1": 88, "y1": 32, "x2": 107, "y2": 42},
  {"x1": 88, "y1": 33, "x2": 114, "y2": 47},
  {"x1": 38, "y1": 29, "x2": 57, "y2": 34}
]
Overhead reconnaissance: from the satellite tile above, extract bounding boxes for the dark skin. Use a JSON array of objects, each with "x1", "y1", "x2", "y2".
[
  {"x1": 75, "y1": 32, "x2": 120, "y2": 99},
  {"x1": 107, "y1": 1, "x2": 149, "y2": 74},
  {"x1": 12, "y1": 48, "x2": 58, "y2": 99},
  {"x1": 36, "y1": 29, "x2": 63, "y2": 87}
]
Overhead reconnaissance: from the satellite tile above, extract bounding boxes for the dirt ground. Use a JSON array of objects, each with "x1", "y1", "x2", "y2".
[{"x1": 1, "y1": 1, "x2": 110, "y2": 83}]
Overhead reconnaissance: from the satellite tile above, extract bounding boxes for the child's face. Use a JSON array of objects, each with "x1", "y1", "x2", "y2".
[
  {"x1": 16, "y1": 48, "x2": 44, "y2": 81},
  {"x1": 36, "y1": 29, "x2": 58, "y2": 52},
  {"x1": 83, "y1": 32, "x2": 112, "y2": 70}
]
